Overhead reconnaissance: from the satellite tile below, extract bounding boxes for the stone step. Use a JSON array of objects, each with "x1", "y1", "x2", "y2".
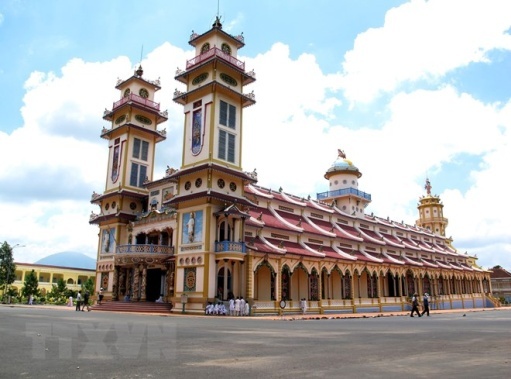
[{"x1": 91, "y1": 301, "x2": 173, "y2": 314}]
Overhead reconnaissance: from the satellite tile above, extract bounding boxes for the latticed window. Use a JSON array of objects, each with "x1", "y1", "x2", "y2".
[
  {"x1": 218, "y1": 130, "x2": 235, "y2": 163},
  {"x1": 219, "y1": 100, "x2": 236, "y2": 129}
]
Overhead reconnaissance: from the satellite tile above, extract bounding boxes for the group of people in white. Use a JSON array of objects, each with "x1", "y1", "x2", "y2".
[{"x1": 205, "y1": 296, "x2": 250, "y2": 316}]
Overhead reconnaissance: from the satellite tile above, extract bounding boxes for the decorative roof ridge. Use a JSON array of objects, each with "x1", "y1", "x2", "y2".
[
  {"x1": 332, "y1": 204, "x2": 355, "y2": 218},
  {"x1": 308, "y1": 199, "x2": 334, "y2": 213},
  {"x1": 258, "y1": 235, "x2": 286, "y2": 254},
  {"x1": 268, "y1": 206, "x2": 304, "y2": 232},
  {"x1": 280, "y1": 191, "x2": 307, "y2": 206},
  {"x1": 402, "y1": 255, "x2": 423, "y2": 266},
  {"x1": 359, "y1": 248, "x2": 384, "y2": 263},
  {"x1": 332, "y1": 245, "x2": 357, "y2": 261},
  {"x1": 302, "y1": 214, "x2": 336, "y2": 237},
  {"x1": 247, "y1": 184, "x2": 274, "y2": 199},
  {"x1": 382, "y1": 252, "x2": 405, "y2": 265},
  {"x1": 355, "y1": 226, "x2": 386, "y2": 245},
  {"x1": 298, "y1": 241, "x2": 326, "y2": 257},
  {"x1": 380, "y1": 233, "x2": 405, "y2": 248},
  {"x1": 419, "y1": 257, "x2": 438, "y2": 268},
  {"x1": 332, "y1": 223, "x2": 364, "y2": 242},
  {"x1": 248, "y1": 215, "x2": 265, "y2": 226}
]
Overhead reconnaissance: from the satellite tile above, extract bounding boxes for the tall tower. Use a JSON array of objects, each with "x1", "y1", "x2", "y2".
[
  {"x1": 317, "y1": 149, "x2": 371, "y2": 217},
  {"x1": 90, "y1": 66, "x2": 168, "y2": 294},
  {"x1": 166, "y1": 17, "x2": 257, "y2": 311},
  {"x1": 416, "y1": 178, "x2": 448, "y2": 236}
]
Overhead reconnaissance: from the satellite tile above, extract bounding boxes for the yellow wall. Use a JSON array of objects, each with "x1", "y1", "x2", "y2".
[{"x1": 3, "y1": 262, "x2": 95, "y2": 296}]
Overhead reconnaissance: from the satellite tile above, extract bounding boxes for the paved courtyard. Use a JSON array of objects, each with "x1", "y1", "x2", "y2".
[{"x1": 0, "y1": 305, "x2": 509, "y2": 378}]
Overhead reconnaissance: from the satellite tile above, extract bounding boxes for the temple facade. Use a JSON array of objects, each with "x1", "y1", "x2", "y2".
[{"x1": 90, "y1": 17, "x2": 494, "y2": 315}]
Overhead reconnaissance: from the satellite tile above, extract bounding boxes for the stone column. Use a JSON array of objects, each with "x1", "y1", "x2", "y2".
[
  {"x1": 246, "y1": 254, "x2": 253, "y2": 300},
  {"x1": 223, "y1": 261, "x2": 228, "y2": 300},
  {"x1": 112, "y1": 266, "x2": 119, "y2": 301},
  {"x1": 141, "y1": 266, "x2": 147, "y2": 301},
  {"x1": 133, "y1": 266, "x2": 140, "y2": 301}
]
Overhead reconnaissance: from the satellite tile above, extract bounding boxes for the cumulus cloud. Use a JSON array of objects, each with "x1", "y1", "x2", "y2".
[{"x1": 340, "y1": 0, "x2": 511, "y2": 104}]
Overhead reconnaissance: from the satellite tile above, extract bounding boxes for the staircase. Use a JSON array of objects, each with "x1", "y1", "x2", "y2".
[{"x1": 91, "y1": 301, "x2": 174, "y2": 314}]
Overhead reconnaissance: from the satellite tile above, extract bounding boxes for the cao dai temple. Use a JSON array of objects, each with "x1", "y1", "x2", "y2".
[{"x1": 89, "y1": 17, "x2": 495, "y2": 315}]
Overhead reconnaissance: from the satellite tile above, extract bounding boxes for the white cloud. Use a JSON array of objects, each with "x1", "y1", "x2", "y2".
[{"x1": 341, "y1": 0, "x2": 511, "y2": 103}]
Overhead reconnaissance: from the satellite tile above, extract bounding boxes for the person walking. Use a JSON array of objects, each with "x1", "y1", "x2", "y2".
[
  {"x1": 75, "y1": 291, "x2": 82, "y2": 311},
  {"x1": 98, "y1": 288, "x2": 104, "y2": 305},
  {"x1": 421, "y1": 293, "x2": 430, "y2": 317},
  {"x1": 410, "y1": 293, "x2": 421, "y2": 317},
  {"x1": 81, "y1": 291, "x2": 91, "y2": 312},
  {"x1": 28, "y1": 294, "x2": 34, "y2": 305}
]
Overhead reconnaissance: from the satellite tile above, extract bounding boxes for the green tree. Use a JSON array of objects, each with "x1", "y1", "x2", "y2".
[
  {"x1": 82, "y1": 277, "x2": 95, "y2": 295},
  {"x1": 0, "y1": 241, "x2": 17, "y2": 301},
  {"x1": 48, "y1": 278, "x2": 68, "y2": 304},
  {"x1": 22, "y1": 269, "x2": 39, "y2": 299}
]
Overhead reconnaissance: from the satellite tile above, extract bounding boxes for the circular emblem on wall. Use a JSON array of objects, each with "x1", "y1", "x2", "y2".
[
  {"x1": 123, "y1": 88, "x2": 131, "y2": 97},
  {"x1": 192, "y1": 72, "x2": 209, "y2": 85},
  {"x1": 135, "y1": 114, "x2": 152, "y2": 125},
  {"x1": 217, "y1": 178, "x2": 225, "y2": 189},
  {"x1": 130, "y1": 202, "x2": 137, "y2": 210},
  {"x1": 195, "y1": 178, "x2": 202, "y2": 188},
  {"x1": 229, "y1": 182, "x2": 237, "y2": 192},
  {"x1": 184, "y1": 181, "x2": 191, "y2": 190},
  {"x1": 105, "y1": 203, "x2": 110, "y2": 211},
  {"x1": 280, "y1": 300, "x2": 286, "y2": 309}
]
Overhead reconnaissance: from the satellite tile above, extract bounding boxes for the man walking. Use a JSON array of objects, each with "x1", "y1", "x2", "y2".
[
  {"x1": 421, "y1": 293, "x2": 430, "y2": 317},
  {"x1": 81, "y1": 290, "x2": 91, "y2": 312},
  {"x1": 410, "y1": 293, "x2": 421, "y2": 317},
  {"x1": 75, "y1": 291, "x2": 82, "y2": 311}
]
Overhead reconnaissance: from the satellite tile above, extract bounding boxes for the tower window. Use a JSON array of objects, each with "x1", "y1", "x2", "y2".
[
  {"x1": 130, "y1": 163, "x2": 147, "y2": 187},
  {"x1": 219, "y1": 100, "x2": 236, "y2": 129},
  {"x1": 133, "y1": 138, "x2": 149, "y2": 161},
  {"x1": 218, "y1": 130, "x2": 235, "y2": 163},
  {"x1": 221, "y1": 43, "x2": 231, "y2": 55},
  {"x1": 201, "y1": 43, "x2": 210, "y2": 54}
]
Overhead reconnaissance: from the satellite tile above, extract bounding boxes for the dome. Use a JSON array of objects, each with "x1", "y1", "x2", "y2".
[{"x1": 324, "y1": 157, "x2": 362, "y2": 179}]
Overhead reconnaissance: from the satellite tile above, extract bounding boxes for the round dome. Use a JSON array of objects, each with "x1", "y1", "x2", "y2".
[{"x1": 324, "y1": 157, "x2": 362, "y2": 179}]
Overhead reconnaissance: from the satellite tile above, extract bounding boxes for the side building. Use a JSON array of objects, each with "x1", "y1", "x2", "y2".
[
  {"x1": 5, "y1": 262, "x2": 95, "y2": 298},
  {"x1": 89, "y1": 16, "x2": 494, "y2": 315}
]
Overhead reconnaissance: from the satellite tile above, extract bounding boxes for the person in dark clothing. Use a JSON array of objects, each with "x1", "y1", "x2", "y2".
[
  {"x1": 75, "y1": 291, "x2": 82, "y2": 311},
  {"x1": 82, "y1": 291, "x2": 91, "y2": 312},
  {"x1": 421, "y1": 293, "x2": 430, "y2": 316},
  {"x1": 410, "y1": 293, "x2": 421, "y2": 317}
]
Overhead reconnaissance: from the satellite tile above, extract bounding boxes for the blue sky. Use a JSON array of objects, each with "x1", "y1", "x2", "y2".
[{"x1": 1, "y1": 0, "x2": 510, "y2": 270}]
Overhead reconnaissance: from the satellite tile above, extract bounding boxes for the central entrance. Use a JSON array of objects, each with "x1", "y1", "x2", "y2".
[{"x1": 146, "y1": 269, "x2": 165, "y2": 301}]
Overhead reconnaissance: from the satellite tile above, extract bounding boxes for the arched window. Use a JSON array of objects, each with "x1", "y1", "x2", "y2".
[
  {"x1": 221, "y1": 43, "x2": 231, "y2": 55},
  {"x1": 201, "y1": 43, "x2": 210, "y2": 54}
]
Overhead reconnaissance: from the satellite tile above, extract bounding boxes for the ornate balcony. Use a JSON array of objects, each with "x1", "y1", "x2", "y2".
[
  {"x1": 186, "y1": 47, "x2": 245, "y2": 71},
  {"x1": 117, "y1": 244, "x2": 174, "y2": 255},
  {"x1": 110, "y1": 93, "x2": 160, "y2": 113},
  {"x1": 316, "y1": 187, "x2": 371, "y2": 201},
  {"x1": 215, "y1": 241, "x2": 246, "y2": 253}
]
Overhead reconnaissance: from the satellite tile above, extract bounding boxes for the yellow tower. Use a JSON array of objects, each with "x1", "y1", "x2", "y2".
[
  {"x1": 166, "y1": 17, "x2": 258, "y2": 312},
  {"x1": 416, "y1": 178, "x2": 448, "y2": 237},
  {"x1": 90, "y1": 66, "x2": 168, "y2": 295}
]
